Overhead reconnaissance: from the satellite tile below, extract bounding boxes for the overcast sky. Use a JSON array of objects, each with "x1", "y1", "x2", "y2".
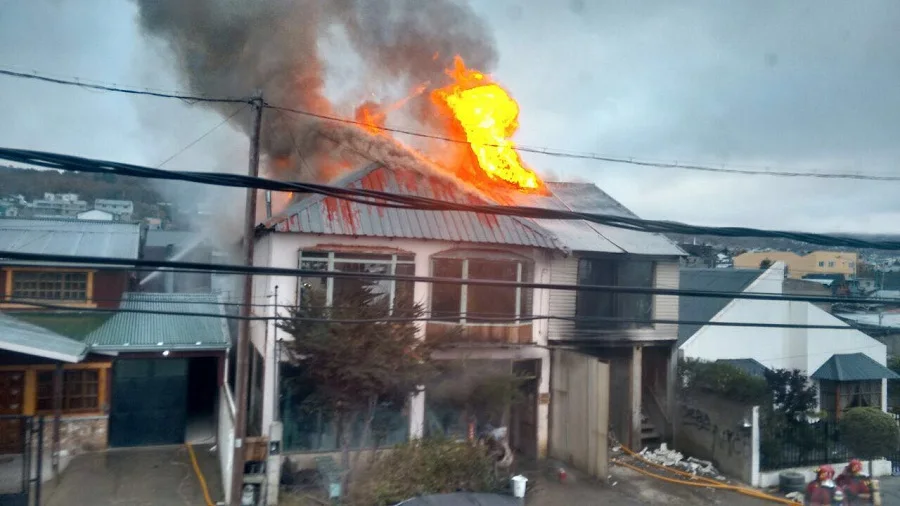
[{"x1": 2, "y1": 0, "x2": 899, "y2": 234}]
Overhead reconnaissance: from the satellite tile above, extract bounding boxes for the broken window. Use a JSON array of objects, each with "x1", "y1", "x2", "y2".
[{"x1": 575, "y1": 258, "x2": 655, "y2": 330}]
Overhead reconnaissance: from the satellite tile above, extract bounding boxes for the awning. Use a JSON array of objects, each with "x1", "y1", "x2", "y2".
[
  {"x1": 811, "y1": 353, "x2": 900, "y2": 382},
  {"x1": 0, "y1": 312, "x2": 88, "y2": 363}
]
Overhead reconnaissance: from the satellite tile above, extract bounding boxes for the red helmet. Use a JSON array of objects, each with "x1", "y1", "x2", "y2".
[
  {"x1": 816, "y1": 465, "x2": 835, "y2": 480},
  {"x1": 849, "y1": 459, "x2": 863, "y2": 474}
]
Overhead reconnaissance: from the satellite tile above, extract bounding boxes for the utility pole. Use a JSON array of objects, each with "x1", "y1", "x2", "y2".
[{"x1": 230, "y1": 91, "x2": 264, "y2": 506}]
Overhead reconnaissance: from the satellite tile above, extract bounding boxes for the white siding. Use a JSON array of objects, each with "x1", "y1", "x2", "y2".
[{"x1": 547, "y1": 256, "x2": 681, "y2": 342}]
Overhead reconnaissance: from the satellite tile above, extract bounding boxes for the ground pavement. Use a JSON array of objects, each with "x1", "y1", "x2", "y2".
[{"x1": 41, "y1": 445, "x2": 222, "y2": 506}]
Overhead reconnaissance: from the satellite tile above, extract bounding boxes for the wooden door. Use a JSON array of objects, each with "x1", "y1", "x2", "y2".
[{"x1": 0, "y1": 370, "x2": 26, "y2": 454}]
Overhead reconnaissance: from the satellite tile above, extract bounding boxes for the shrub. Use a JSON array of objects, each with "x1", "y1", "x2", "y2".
[
  {"x1": 348, "y1": 438, "x2": 505, "y2": 506},
  {"x1": 678, "y1": 358, "x2": 769, "y2": 404},
  {"x1": 839, "y1": 407, "x2": 900, "y2": 462}
]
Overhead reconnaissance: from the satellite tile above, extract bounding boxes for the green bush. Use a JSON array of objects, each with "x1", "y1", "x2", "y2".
[
  {"x1": 839, "y1": 407, "x2": 900, "y2": 460},
  {"x1": 349, "y1": 437, "x2": 505, "y2": 506},
  {"x1": 678, "y1": 358, "x2": 769, "y2": 404}
]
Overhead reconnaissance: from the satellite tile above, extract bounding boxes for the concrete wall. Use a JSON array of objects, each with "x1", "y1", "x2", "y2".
[
  {"x1": 674, "y1": 394, "x2": 758, "y2": 484},
  {"x1": 44, "y1": 416, "x2": 108, "y2": 455}
]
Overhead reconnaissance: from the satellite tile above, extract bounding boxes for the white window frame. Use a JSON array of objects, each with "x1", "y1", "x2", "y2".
[
  {"x1": 297, "y1": 251, "x2": 414, "y2": 315},
  {"x1": 430, "y1": 255, "x2": 528, "y2": 327}
]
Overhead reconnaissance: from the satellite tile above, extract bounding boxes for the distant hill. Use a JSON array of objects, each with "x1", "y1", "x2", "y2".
[{"x1": 0, "y1": 165, "x2": 166, "y2": 220}]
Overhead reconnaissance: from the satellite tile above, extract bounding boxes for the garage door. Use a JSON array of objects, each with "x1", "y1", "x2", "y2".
[{"x1": 109, "y1": 359, "x2": 188, "y2": 447}]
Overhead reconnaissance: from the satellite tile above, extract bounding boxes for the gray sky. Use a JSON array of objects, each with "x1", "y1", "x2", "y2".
[{"x1": 2, "y1": 0, "x2": 899, "y2": 234}]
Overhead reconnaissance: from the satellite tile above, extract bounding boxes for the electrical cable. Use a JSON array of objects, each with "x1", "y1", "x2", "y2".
[
  {"x1": 0, "y1": 65, "x2": 893, "y2": 183},
  {"x1": 0, "y1": 298, "x2": 880, "y2": 331},
  {"x1": 3, "y1": 147, "x2": 900, "y2": 251},
  {"x1": 4, "y1": 250, "x2": 900, "y2": 306},
  {"x1": 266, "y1": 103, "x2": 900, "y2": 183},
  {"x1": 156, "y1": 104, "x2": 249, "y2": 168},
  {"x1": 0, "y1": 67, "x2": 252, "y2": 105}
]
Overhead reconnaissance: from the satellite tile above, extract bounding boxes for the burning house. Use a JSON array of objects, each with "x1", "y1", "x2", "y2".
[{"x1": 130, "y1": 0, "x2": 683, "y2": 500}]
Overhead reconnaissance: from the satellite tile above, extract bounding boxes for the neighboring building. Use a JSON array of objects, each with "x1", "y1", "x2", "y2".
[
  {"x1": 77, "y1": 209, "x2": 114, "y2": 221},
  {"x1": 94, "y1": 199, "x2": 134, "y2": 221},
  {"x1": 0, "y1": 218, "x2": 231, "y2": 453},
  {"x1": 27, "y1": 193, "x2": 88, "y2": 218},
  {"x1": 144, "y1": 217, "x2": 162, "y2": 230},
  {"x1": 248, "y1": 163, "x2": 684, "y2": 489},
  {"x1": 141, "y1": 231, "x2": 213, "y2": 293},
  {"x1": 733, "y1": 250, "x2": 858, "y2": 279},
  {"x1": 783, "y1": 277, "x2": 833, "y2": 313},
  {"x1": 678, "y1": 262, "x2": 898, "y2": 420},
  {"x1": 0, "y1": 204, "x2": 17, "y2": 217}
]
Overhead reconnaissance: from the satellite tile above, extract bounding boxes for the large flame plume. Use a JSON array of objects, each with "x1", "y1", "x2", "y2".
[{"x1": 432, "y1": 57, "x2": 541, "y2": 191}]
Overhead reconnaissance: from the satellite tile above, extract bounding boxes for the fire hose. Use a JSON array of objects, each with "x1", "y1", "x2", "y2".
[{"x1": 614, "y1": 445, "x2": 801, "y2": 505}]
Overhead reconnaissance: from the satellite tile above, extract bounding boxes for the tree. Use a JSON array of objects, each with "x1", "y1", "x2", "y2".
[
  {"x1": 840, "y1": 407, "x2": 900, "y2": 475},
  {"x1": 278, "y1": 282, "x2": 436, "y2": 495},
  {"x1": 764, "y1": 368, "x2": 818, "y2": 425},
  {"x1": 760, "y1": 258, "x2": 773, "y2": 269}
]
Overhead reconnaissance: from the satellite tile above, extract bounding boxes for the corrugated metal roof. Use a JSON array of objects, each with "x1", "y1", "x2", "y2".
[
  {"x1": 84, "y1": 292, "x2": 231, "y2": 352},
  {"x1": 716, "y1": 358, "x2": 770, "y2": 378},
  {"x1": 0, "y1": 217, "x2": 141, "y2": 265},
  {"x1": 811, "y1": 353, "x2": 900, "y2": 381},
  {"x1": 267, "y1": 164, "x2": 560, "y2": 249},
  {"x1": 677, "y1": 268, "x2": 765, "y2": 346},
  {"x1": 540, "y1": 182, "x2": 685, "y2": 256},
  {"x1": 0, "y1": 312, "x2": 88, "y2": 362}
]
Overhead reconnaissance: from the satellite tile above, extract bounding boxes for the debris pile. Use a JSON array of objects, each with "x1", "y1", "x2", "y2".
[{"x1": 638, "y1": 444, "x2": 726, "y2": 481}]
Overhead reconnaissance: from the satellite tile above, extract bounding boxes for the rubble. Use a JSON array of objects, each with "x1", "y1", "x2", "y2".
[{"x1": 638, "y1": 444, "x2": 726, "y2": 481}]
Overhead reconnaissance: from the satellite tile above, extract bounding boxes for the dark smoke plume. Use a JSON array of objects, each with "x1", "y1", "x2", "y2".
[{"x1": 134, "y1": 0, "x2": 497, "y2": 184}]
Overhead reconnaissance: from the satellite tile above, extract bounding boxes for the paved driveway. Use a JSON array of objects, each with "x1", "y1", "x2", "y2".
[{"x1": 42, "y1": 445, "x2": 222, "y2": 506}]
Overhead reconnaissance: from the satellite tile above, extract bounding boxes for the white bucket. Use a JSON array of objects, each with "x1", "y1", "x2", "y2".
[{"x1": 511, "y1": 475, "x2": 528, "y2": 498}]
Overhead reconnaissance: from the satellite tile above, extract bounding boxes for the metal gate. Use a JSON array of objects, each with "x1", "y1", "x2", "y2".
[{"x1": 0, "y1": 416, "x2": 43, "y2": 506}]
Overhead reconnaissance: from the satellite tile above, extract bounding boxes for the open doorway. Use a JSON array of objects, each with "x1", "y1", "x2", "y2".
[{"x1": 185, "y1": 356, "x2": 219, "y2": 444}]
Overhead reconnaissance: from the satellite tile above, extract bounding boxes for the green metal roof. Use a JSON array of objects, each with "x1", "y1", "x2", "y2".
[
  {"x1": 7, "y1": 312, "x2": 112, "y2": 341},
  {"x1": 84, "y1": 293, "x2": 232, "y2": 352},
  {"x1": 0, "y1": 312, "x2": 88, "y2": 362},
  {"x1": 811, "y1": 353, "x2": 900, "y2": 381}
]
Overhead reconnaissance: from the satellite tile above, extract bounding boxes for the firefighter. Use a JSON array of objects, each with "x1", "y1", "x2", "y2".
[
  {"x1": 806, "y1": 465, "x2": 846, "y2": 505},
  {"x1": 836, "y1": 459, "x2": 873, "y2": 504}
]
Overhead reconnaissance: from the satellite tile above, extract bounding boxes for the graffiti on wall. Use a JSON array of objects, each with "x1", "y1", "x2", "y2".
[{"x1": 679, "y1": 401, "x2": 752, "y2": 465}]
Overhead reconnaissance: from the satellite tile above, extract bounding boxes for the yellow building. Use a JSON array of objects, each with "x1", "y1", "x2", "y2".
[{"x1": 733, "y1": 250, "x2": 858, "y2": 279}]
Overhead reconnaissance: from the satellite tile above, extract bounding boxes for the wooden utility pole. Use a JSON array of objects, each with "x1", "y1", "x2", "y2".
[{"x1": 230, "y1": 91, "x2": 264, "y2": 506}]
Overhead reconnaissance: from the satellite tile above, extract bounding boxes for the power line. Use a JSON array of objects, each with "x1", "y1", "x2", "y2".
[
  {"x1": 3, "y1": 147, "x2": 900, "y2": 251},
  {"x1": 266, "y1": 103, "x2": 900, "y2": 182},
  {"x1": 156, "y1": 104, "x2": 249, "y2": 168},
  {"x1": 4, "y1": 298, "x2": 870, "y2": 331},
  {"x1": 1, "y1": 65, "x2": 894, "y2": 182},
  {"x1": 5, "y1": 250, "x2": 900, "y2": 306},
  {"x1": 0, "y1": 67, "x2": 252, "y2": 105}
]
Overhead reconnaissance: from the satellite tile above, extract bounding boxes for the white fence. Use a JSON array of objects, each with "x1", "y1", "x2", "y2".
[{"x1": 218, "y1": 384, "x2": 236, "y2": 504}]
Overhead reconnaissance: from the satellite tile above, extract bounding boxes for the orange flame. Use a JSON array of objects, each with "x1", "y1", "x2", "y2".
[{"x1": 432, "y1": 56, "x2": 541, "y2": 191}]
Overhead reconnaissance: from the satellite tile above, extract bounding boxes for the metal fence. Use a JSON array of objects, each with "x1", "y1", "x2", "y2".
[
  {"x1": 760, "y1": 421, "x2": 850, "y2": 471},
  {"x1": 0, "y1": 416, "x2": 44, "y2": 506}
]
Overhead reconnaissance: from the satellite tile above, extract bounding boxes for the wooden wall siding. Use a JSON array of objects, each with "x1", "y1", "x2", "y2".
[
  {"x1": 425, "y1": 322, "x2": 533, "y2": 344},
  {"x1": 93, "y1": 271, "x2": 128, "y2": 308},
  {"x1": 547, "y1": 257, "x2": 680, "y2": 342}
]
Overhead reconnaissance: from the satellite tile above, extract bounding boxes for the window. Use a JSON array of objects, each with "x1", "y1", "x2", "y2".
[
  {"x1": 820, "y1": 380, "x2": 882, "y2": 415},
  {"x1": 36, "y1": 370, "x2": 100, "y2": 413},
  {"x1": 828, "y1": 261, "x2": 835, "y2": 268},
  {"x1": 11, "y1": 271, "x2": 88, "y2": 301},
  {"x1": 431, "y1": 253, "x2": 532, "y2": 324},
  {"x1": 818, "y1": 261, "x2": 825, "y2": 267},
  {"x1": 576, "y1": 258, "x2": 654, "y2": 330},
  {"x1": 296, "y1": 251, "x2": 415, "y2": 314}
]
